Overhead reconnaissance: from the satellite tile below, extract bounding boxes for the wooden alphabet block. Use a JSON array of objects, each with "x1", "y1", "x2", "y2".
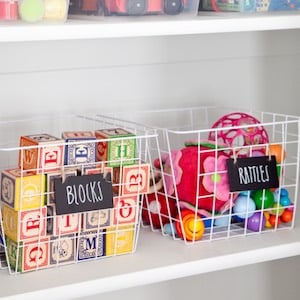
[
  {"x1": 62, "y1": 131, "x2": 96, "y2": 166},
  {"x1": 2, "y1": 204, "x2": 47, "y2": 242},
  {"x1": 6, "y1": 236, "x2": 49, "y2": 273},
  {"x1": 112, "y1": 196, "x2": 138, "y2": 226},
  {"x1": 112, "y1": 163, "x2": 150, "y2": 196},
  {"x1": 122, "y1": 163, "x2": 150, "y2": 195},
  {"x1": 49, "y1": 234, "x2": 76, "y2": 266},
  {"x1": 19, "y1": 133, "x2": 64, "y2": 173},
  {"x1": 47, "y1": 205, "x2": 81, "y2": 236},
  {"x1": 105, "y1": 225, "x2": 135, "y2": 256},
  {"x1": 81, "y1": 209, "x2": 111, "y2": 231},
  {"x1": 77, "y1": 230, "x2": 105, "y2": 260},
  {"x1": 1, "y1": 168, "x2": 46, "y2": 211},
  {"x1": 46, "y1": 168, "x2": 77, "y2": 205},
  {"x1": 95, "y1": 128, "x2": 136, "y2": 167}
]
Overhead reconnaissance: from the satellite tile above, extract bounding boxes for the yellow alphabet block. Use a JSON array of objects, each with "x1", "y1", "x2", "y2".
[
  {"x1": 105, "y1": 225, "x2": 135, "y2": 256},
  {"x1": 1, "y1": 168, "x2": 46, "y2": 211}
]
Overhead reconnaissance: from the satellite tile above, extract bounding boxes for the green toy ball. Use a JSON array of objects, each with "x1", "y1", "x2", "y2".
[
  {"x1": 252, "y1": 189, "x2": 275, "y2": 210},
  {"x1": 270, "y1": 202, "x2": 284, "y2": 216},
  {"x1": 19, "y1": 0, "x2": 44, "y2": 23}
]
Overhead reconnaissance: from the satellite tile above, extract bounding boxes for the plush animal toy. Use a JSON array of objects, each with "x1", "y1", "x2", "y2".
[{"x1": 154, "y1": 141, "x2": 234, "y2": 214}]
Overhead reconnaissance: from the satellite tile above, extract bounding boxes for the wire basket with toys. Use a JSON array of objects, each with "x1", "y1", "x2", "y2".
[
  {"x1": 107, "y1": 107, "x2": 300, "y2": 244},
  {"x1": 0, "y1": 114, "x2": 156, "y2": 273}
]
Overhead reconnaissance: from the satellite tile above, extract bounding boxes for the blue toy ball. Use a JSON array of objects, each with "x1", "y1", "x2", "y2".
[
  {"x1": 233, "y1": 194, "x2": 256, "y2": 219},
  {"x1": 274, "y1": 188, "x2": 289, "y2": 202},
  {"x1": 280, "y1": 196, "x2": 291, "y2": 207},
  {"x1": 163, "y1": 223, "x2": 177, "y2": 236},
  {"x1": 214, "y1": 212, "x2": 231, "y2": 227}
]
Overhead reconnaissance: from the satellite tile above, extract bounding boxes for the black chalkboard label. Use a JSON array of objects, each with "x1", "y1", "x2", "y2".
[
  {"x1": 226, "y1": 155, "x2": 279, "y2": 192},
  {"x1": 54, "y1": 173, "x2": 113, "y2": 215}
]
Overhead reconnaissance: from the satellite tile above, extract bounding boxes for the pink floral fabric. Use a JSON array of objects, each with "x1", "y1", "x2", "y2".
[
  {"x1": 202, "y1": 155, "x2": 230, "y2": 203},
  {"x1": 162, "y1": 150, "x2": 183, "y2": 196}
]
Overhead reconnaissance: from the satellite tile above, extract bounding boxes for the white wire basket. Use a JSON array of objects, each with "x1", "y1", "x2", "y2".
[
  {"x1": 105, "y1": 107, "x2": 300, "y2": 244},
  {"x1": 0, "y1": 114, "x2": 157, "y2": 273}
]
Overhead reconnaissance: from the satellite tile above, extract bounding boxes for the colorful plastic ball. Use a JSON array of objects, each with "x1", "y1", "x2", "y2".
[
  {"x1": 252, "y1": 189, "x2": 274, "y2": 210},
  {"x1": 201, "y1": 216, "x2": 212, "y2": 228},
  {"x1": 280, "y1": 209, "x2": 293, "y2": 223},
  {"x1": 214, "y1": 212, "x2": 231, "y2": 227},
  {"x1": 251, "y1": 149, "x2": 265, "y2": 157},
  {"x1": 208, "y1": 112, "x2": 269, "y2": 148},
  {"x1": 163, "y1": 223, "x2": 177, "y2": 236},
  {"x1": 269, "y1": 214, "x2": 281, "y2": 227},
  {"x1": 175, "y1": 209, "x2": 205, "y2": 241},
  {"x1": 287, "y1": 203, "x2": 294, "y2": 212},
  {"x1": 280, "y1": 196, "x2": 291, "y2": 207},
  {"x1": 264, "y1": 212, "x2": 272, "y2": 228},
  {"x1": 233, "y1": 195, "x2": 256, "y2": 219},
  {"x1": 267, "y1": 144, "x2": 286, "y2": 163},
  {"x1": 273, "y1": 188, "x2": 289, "y2": 202},
  {"x1": 247, "y1": 212, "x2": 266, "y2": 232},
  {"x1": 270, "y1": 203, "x2": 284, "y2": 216}
]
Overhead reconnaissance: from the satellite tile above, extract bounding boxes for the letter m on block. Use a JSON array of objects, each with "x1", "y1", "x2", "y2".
[{"x1": 85, "y1": 236, "x2": 97, "y2": 250}]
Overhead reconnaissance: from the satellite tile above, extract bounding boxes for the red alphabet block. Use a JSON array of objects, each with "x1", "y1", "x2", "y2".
[
  {"x1": 112, "y1": 196, "x2": 138, "y2": 225},
  {"x1": 6, "y1": 236, "x2": 49, "y2": 273},
  {"x1": 47, "y1": 205, "x2": 81, "y2": 236},
  {"x1": 121, "y1": 163, "x2": 150, "y2": 195},
  {"x1": 2, "y1": 204, "x2": 47, "y2": 242},
  {"x1": 19, "y1": 134, "x2": 64, "y2": 173}
]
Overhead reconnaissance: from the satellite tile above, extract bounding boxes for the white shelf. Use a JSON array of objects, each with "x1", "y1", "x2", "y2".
[
  {"x1": 0, "y1": 12, "x2": 300, "y2": 42},
  {"x1": 1, "y1": 226, "x2": 300, "y2": 299}
]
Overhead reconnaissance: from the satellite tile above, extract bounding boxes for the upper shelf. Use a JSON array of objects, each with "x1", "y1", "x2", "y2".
[{"x1": 1, "y1": 11, "x2": 300, "y2": 42}]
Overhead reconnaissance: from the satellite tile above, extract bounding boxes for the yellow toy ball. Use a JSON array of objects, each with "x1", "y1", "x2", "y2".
[{"x1": 182, "y1": 213, "x2": 205, "y2": 241}]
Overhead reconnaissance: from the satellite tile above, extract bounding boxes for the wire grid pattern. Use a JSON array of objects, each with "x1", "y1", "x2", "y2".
[
  {"x1": 0, "y1": 114, "x2": 157, "y2": 274},
  {"x1": 105, "y1": 107, "x2": 300, "y2": 245}
]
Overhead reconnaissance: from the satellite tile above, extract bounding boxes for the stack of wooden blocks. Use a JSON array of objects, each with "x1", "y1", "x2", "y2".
[{"x1": 0, "y1": 128, "x2": 150, "y2": 273}]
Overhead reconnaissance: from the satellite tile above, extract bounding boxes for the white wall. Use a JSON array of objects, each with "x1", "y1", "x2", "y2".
[
  {"x1": 1, "y1": 29, "x2": 300, "y2": 299},
  {"x1": 1, "y1": 30, "x2": 299, "y2": 119}
]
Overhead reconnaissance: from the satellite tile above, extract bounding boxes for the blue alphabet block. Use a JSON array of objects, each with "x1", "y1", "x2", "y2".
[
  {"x1": 62, "y1": 131, "x2": 96, "y2": 166},
  {"x1": 77, "y1": 230, "x2": 105, "y2": 260}
]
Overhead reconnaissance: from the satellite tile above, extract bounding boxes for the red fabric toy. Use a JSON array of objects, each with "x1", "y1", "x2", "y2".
[{"x1": 155, "y1": 142, "x2": 234, "y2": 213}]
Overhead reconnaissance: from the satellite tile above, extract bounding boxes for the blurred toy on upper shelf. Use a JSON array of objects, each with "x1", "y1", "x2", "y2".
[
  {"x1": 0, "y1": 0, "x2": 70, "y2": 22},
  {"x1": 68, "y1": 0, "x2": 199, "y2": 18},
  {"x1": 199, "y1": 0, "x2": 300, "y2": 12},
  {"x1": 103, "y1": 0, "x2": 185, "y2": 16}
]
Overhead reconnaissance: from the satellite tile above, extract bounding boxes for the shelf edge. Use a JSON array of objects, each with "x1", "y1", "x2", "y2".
[{"x1": 3, "y1": 240, "x2": 300, "y2": 299}]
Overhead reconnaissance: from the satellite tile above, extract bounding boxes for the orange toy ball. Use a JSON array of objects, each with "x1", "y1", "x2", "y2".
[
  {"x1": 269, "y1": 214, "x2": 281, "y2": 227},
  {"x1": 280, "y1": 209, "x2": 293, "y2": 223},
  {"x1": 264, "y1": 212, "x2": 272, "y2": 228},
  {"x1": 267, "y1": 144, "x2": 286, "y2": 163}
]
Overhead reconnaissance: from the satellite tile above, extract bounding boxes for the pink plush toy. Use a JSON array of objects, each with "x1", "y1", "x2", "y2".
[{"x1": 155, "y1": 141, "x2": 234, "y2": 214}]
